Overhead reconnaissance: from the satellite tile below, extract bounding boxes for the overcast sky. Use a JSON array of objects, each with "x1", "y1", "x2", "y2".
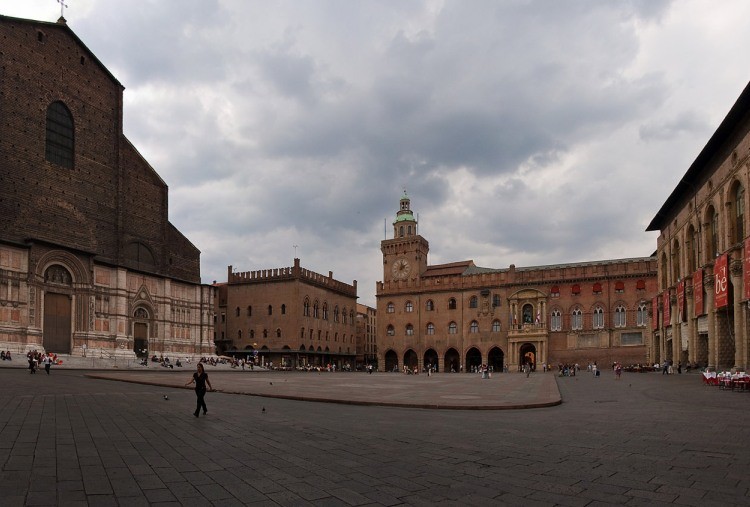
[{"x1": 4, "y1": 0, "x2": 750, "y2": 306}]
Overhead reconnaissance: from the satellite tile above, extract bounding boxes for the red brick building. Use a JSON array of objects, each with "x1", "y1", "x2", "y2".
[
  {"x1": 214, "y1": 259, "x2": 358, "y2": 369},
  {"x1": 0, "y1": 14, "x2": 214, "y2": 358},
  {"x1": 376, "y1": 193, "x2": 658, "y2": 372}
]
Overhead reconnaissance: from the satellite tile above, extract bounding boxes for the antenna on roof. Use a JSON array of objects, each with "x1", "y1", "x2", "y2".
[{"x1": 384, "y1": 218, "x2": 386, "y2": 240}]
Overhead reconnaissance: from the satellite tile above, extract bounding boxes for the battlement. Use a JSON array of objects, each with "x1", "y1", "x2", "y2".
[{"x1": 227, "y1": 258, "x2": 357, "y2": 297}]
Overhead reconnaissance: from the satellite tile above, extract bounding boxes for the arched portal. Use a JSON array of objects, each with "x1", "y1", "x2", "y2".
[
  {"x1": 385, "y1": 350, "x2": 399, "y2": 372},
  {"x1": 444, "y1": 348, "x2": 460, "y2": 373},
  {"x1": 424, "y1": 348, "x2": 438, "y2": 372},
  {"x1": 43, "y1": 264, "x2": 73, "y2": 354},
  {"x1": 519, "y1": 343, "x2": 537, "y2": 370},
  {"x1": 404, "y1": 349, "x2": 418, "y2": 370},
  {"x1": 522, "y1": 303, "x2": 534, "y2": 324},
  {"x1": 488, "y1": 347, "x2": 504, "y2": 372},
  {"x1": 465, "y1": 347, "x2": 482, "y2": 371}
]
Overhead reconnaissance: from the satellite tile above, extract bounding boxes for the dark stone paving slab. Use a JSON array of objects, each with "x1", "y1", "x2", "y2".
[
  {"x1": 1, "y1": 369, "x2": 749, "y2": 505},
  {"x1": 86, "y1": 370, "x2": 560, "y2": 409}
]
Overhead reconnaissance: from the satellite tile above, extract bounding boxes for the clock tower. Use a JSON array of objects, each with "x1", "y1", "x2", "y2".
[{"x1": 381, "y1": 191, "x2": 429, "y2": 282}]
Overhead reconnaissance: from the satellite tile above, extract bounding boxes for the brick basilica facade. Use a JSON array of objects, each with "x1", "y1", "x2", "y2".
[
  {"x1": 376, "y1": 193, "x2": 659, "y2": 372},
  {"x1": 0, "y1": 15, "x2": 214, "y2": 359}
]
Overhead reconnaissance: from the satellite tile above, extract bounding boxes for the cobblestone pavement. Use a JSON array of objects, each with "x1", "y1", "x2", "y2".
[{"x1": 0, "y1": 369, "x2": 748, "y2": 506}]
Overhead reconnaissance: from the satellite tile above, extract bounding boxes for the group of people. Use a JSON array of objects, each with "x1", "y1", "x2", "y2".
[
  {"x1": 558, "y1": 363, "x2": 579, "y2": 376},
  {"x1": 0, "y1": 350, "x2": 12, "y2": 361},
  {"x1": 26, "y1": 350, "x2": 56, "y2": 374}
]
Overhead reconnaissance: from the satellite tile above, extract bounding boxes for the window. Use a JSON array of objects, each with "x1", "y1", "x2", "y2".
[
  {"x1": 621, "y1": 332, "x2": 643, "y2": 346},
  {"x1": 469, "y1": 321, "x2": 479, "y2": 333},
  {"x1": 221, "y1": 313, "x2": 225, "y2": 323},
  {"x1": 614, "y1": 281, "x2": 625, "y2": 293},
  {"x1": 492, "y1": 294, "x2": 500, "y2": 308},
  {"x1": 637, "y1": 303, "x2": 648, "y2": 327},
  {"x1": 426, "y1": 300, "x2": 434, "y2": 311},
  {"x1": 426, "y1": 323, "x2": 435, "y2": 335},
  {"x1": 342, "y1": 308, "x2": 348, "y2": 324},
  {"x1": 334, "y1": 306, "x2": 340, "y2": 322},
  {"x1": 322, "y1": 303, "x2": 328, "y2": 320},
  {"x1": 313, "y1": 301, "x2": 319, "y2": 318},
  {"x1": 550, "y1": 286, "x2": 560, "y2": 298},
  {"x1": 551, "y1": 310, "x2": 561, "y2": 331},
  {"x1": 46, "y1": 101, "x2": 74, "y2": 168},
  {"x1": 593, "y1": 283, "x2": 602, "y2": 294},
  {"x1": 710, "y1": 207, "x2": 719, "y2": 258},
  {"x1": 448, "y1": 298, "x2": 457, "y2": 310},
  {"x1": 250, "y1": 330, "x2": 255, "y2": 339},
  {"x1": 572, "y1": 308, "x2": 582, "y2": 330},
  {"x1": 281, "y1": 304, "x2": 286, "y2": 315},
  {"x1": 615, "y1": 305, "x2": 626, "y2": 328},
  {"x1": 387, "y1": 325, "x2": 395, "y2": 336},
  {"x1": 448, "y1": 322, "x2": 457, "y2": 334},
  {"x1": 593, "y1": 306, "x2": 604, "y2": 329},
  {"x1": 268, "y1": 305, "x2": 273, "y2": 316},
  {"x1": 492, "y1": 320, "x2": 501, "y2": 332},
  {"x1": 235, "y1": 307, "x2": 240, "y2": 317},
  {"x1": 247, "y1": 306, "x2": 252, "y2": 317},
  {"x1": 735, "y1": 184, "x2": 745, "y2": 244},
  {"x1": 405, "y1": 324, "x2": 414, "y2": 336},
  {"x1": 405, "y1": 301, "x2": 413, "y2": 313},
  {"x1": 571, "y1": 285, "x2": 581, "y2": 295},
  {"x1": 399, "y1": 226, "x2": 404, "y2": 237},
  {"x1": 238, "y1": 330, "x2": 242, "y2": 339},
  {"x1": 387, "y1": 302, "x2": 395, "y2": 313},
  {"x1": 303, "y1": 299, "x2": 310, "y2": 317},
  {"x1": 469, "y1": 296, "x2": 478, "y2": 309},
  {"x1": 276, "y1": 328, "x2": 281, "y2": 338}
]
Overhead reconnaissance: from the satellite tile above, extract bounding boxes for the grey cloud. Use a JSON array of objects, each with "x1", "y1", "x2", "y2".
[{"x1": 639, "y1": 110, "x2": 710, "y2": 142}]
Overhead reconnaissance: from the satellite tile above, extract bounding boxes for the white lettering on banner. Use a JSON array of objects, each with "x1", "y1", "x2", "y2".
[{"x1": 715, "y1": 264, "x2": 727, "y2": 296}]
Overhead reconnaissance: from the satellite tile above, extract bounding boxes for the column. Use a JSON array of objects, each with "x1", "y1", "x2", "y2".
[
  {"x1": 730, "y1": 260, "x2": 745, "y2": 370},
  {"x1": 704, "y1": 272, "x2": 716, "y2": 369}
]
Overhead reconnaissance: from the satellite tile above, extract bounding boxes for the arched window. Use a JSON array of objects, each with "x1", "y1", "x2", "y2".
[
  {"x1": 334, "y1": 306, "x2": 340, "y2": 322},
  {"x1": 405, "y1": 301, "x2": 413, "y2": 313},
  {"x1": 448, "y1": 298, "x2": 457, "y2": 310},
  {"x1": 386, "y1": 302, "x2": 395, "y2": 314},
  {"x1": 313, "y1": 301, "x2": 319, "y2": 318},
  {"x1": 492, "y1": 320, "x2": 501, "y2": 332},
  {"x1": 469, "y1": 321, "x2": 479, "y2": 333},
  {"x1": 46, "y1": 101, "x2": 74, "y2": 168},
  {"x1": 492, "y1": 294, "x2": 501, "y2": 307},
  {"x1": 247, "y1": 305, "x2": 252, "y2": 317},
  {"x1": 551, "y1": 310, "x2": 561, "y2": 331},
  {"x1": 268, "y1": 305, "x2": 273, "y2": 316},
  {"x1": 734, "y1": 183, "x2": 745, "y2": 244},
  {"x1": 426, "y1": 300, "x2": 434, "y2": 311},
  {"x1": 672, "y1": 240, "x2": 680, "y2": 284},
  {"x1": 615, "y1": 305, "x2": 626, "y2": 328},
  {"x1": 637, "y1": 302, "x2": 648, "y2": 327},
  {"x1": 342, "y1": 308, "x2": 348, "y2": 324},
  {"x1": 281, "y1": 304, "x2": 286, "y2": 315},
  {"x1": 303, "y1": 298, "x2": 310, "y2": 317},
  {"x1": 426, "y1": 323, "x2": 435, "y2": 335},
  {"x1": 469, "y1": 296, "x2": 478, "y2": 309},
  {"x1": 687, "y1": 224, "x2": 698, "y2": 272},
  {"x1": 322, "y1": 303, "x2": 328, "y2": 320},
  {"x1": 350, "y1": 310, "x2": 354, "y2": 324},
  {"x1": 250, "y1": 330, "x2": 255, "y2": 339},
  {"x1": 593, "y1": 306, "x2": 604, "y2": 329},
  {"x1": 405, "y1": 324, "x2": 414, "y2": 336},
  {"x1": 708, "y1": 206, "x2": 719, "y2": 258},
  {"x1": 386, "y1": 325, "x2": 395, "y2": 336},
  {"x1": 572, "y1": 308, "x2": 582, "y2": 330},
  {"x1": 238, "y1": 330, "x2": 242, "y2": 339},
  {"x1": 448, "y1": 322, "x2": 457, "y2": 334},
  {"x1": 235, "y1": 307, "x2": 240, "y2": 317},
  {"x1": 276, "y1": 328, "x2": 281, "y2": 338},
  {"x1": 399, "y1": 226, "x2": 404, "y2": 237}
]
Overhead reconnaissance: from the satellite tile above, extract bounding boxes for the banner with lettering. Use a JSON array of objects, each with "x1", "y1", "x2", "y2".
[
  {"x1": 744, "y1": 237, "x2": 750, "y2": 300},
  {"x1": 652, "y1": 296, "x2": 659, "y2": 330},
  {"x1": 663, "y1": 290, "x2": 671, "y2": 325},
  {"x1": 694, "y1": 269, "x2": 704, "y2": 316},
  {"x1": 677, "y1": 280, "x2": 685, "y2": 322},
  {"x1": 714, "y1": 253, "x2": 729, "y2": 309}
]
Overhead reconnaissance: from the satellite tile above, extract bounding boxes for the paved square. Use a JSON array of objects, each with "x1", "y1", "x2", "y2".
[{"x1": 1, "y1": 368, "x2": 748, "y2": 505}]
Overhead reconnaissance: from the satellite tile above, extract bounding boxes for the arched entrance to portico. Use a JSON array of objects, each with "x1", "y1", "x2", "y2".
[
  {"x1": 488, "y1": 347, "x2": 504, "y2": 372},
  {"x1": 403, "y1": 349, "x2": 418, "y2": 370},
  {"x1": 444, "y1": 348, "x2": 459, "y2": 372},
  {"x1": 424, "y1": 348, "x2": 438, "y2": 372},
  {"x1": 465, "y1": 347, "x2": 482, "y2": 372},
  {"x1": 520, "y1": 343, "x2": 536, "y2": 370},
  {"x1": 385, "y1": 350, "x2": 398, "y2": 372}
]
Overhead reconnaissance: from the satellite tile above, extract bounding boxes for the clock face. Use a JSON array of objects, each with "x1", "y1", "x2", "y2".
[{"x1": 391, "y1": 258, "x2": 411, "y2": 280}]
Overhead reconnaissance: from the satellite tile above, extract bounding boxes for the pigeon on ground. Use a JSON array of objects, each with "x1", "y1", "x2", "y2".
[
  {"x1": 163, "y1": 395, "x2": 169, "y2": 400},
  {"x1": 262, "y1": 407, "x2": 266, "y2": 414}
]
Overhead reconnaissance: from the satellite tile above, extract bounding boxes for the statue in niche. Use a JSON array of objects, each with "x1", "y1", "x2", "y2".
[
  {"x1": 44, "y1": 265, "x2": 72, "y2": 286},
  {"x1": 134, "y1": 307, "x2": 149, "y2": 319}
]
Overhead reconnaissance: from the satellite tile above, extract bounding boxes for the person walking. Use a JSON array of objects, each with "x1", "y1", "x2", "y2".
[
  {"x1": 42, "y1": 353, "x2": 52, "y2": 375},
  {"x1": 185, "y1": 363, "x2": 213, "y2": 417}
]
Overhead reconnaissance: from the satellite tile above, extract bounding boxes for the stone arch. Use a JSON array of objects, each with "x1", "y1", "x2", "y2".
[
  {"x1": 35, "y1": 250, "x2": 89, "y2": 285},
  {"x1": 403, "y1": 349, "x2": 418, "y2": 369},
  {"x1": 384, "y1": 349, "x2": 399, "y2": 372},
  {"x1": 488, "y1": 347, "x2": 504, "y2": 372},
  {"x1": 424, "y1": 348, "x2": 439, "y2": 372},
  {"x1": 444, "y1": 347, "x2": 460, "y2": 372},
  {"x1": 465, "y1": 347, "x2": 482, "y2": 371}
]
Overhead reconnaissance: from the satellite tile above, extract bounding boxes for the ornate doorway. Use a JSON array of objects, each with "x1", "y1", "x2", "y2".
[
  {"x1": 43, "y1": 293, "x2": 71, "y2": 353},
  {"x1": 519, "y1": 343, "x2": 536, "y2": 370}
]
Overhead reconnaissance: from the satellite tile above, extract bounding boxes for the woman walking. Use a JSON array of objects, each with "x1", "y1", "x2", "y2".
[{"x1": 185, "y1": 363, "x2": 213, "y2": 417}]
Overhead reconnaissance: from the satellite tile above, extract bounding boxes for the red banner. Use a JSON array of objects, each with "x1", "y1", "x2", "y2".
[
  {"x1": 694, "y1": 269, "x2": 704, "y2": 316},
  {"x1": 714, "y1": 254, "x2": 729, "y2": 309},
  {"x1": 663, "y1": 290, "x2": 671, "y2": 326},
  {"x1": 652, "y1": 296, "x2": 659, "y2": 330},
  {"x1": 744, "y1": 237, "x2": 750, "y2": 300},
  {"x1": 677, "y1": 280, "x2": 685, "y2": 322}
]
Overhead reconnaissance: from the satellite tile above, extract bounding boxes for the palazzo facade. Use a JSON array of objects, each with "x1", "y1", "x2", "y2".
[
  {"x1": 214, "y1": 259, "x2": 358, "y2": 369},
  {"x1": 0, "y1": 15, "x2": 214, "y2": 359},
  {"x1": 376, "y1": 194, "x2": 658, "y2": 372},
  {"x1": 648, "y1": 80, "x2": 750, "y2": 371}
]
